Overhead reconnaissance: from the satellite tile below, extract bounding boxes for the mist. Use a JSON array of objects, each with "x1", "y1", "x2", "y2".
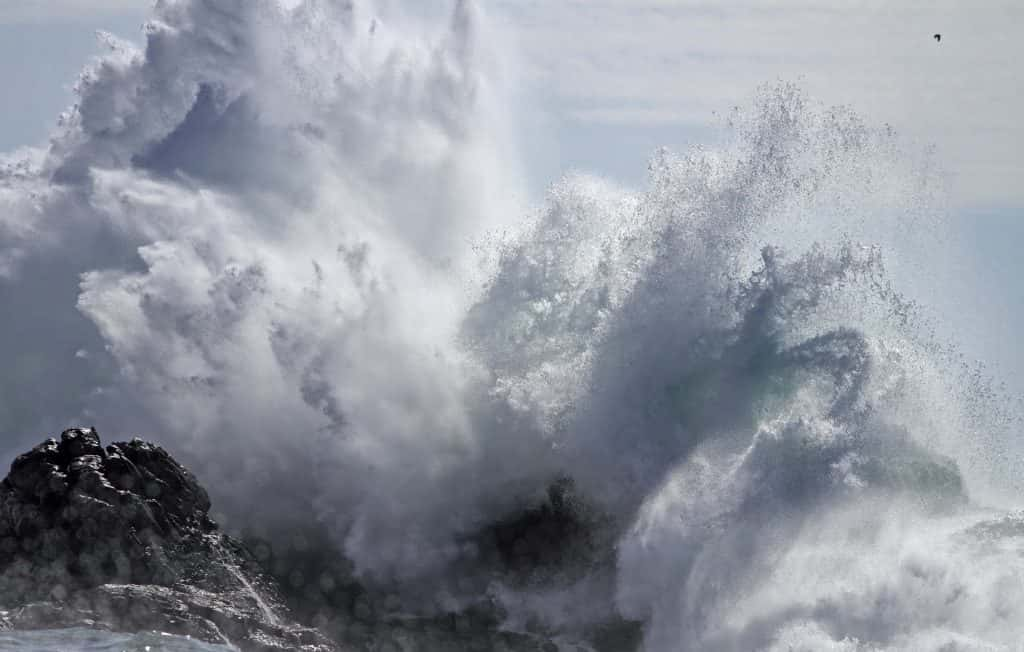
[{"x1": 1, "y1": 1, "x2": 1022, "y2": 650}]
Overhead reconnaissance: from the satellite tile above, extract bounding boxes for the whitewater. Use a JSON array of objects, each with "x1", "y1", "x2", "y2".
[{"x1": 1, "y1": 0, "x2": 1022, "y2": 650}]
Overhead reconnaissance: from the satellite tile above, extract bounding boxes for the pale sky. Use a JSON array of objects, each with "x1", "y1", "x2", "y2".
[
  {"x1": 1, "y1": 0, "x2": 1023, "y2": 389},
  {"x1": 498, "y1": 0, "x2": 1023, "y2": 207},
  {"x1": 3, "y1": 1, "x2": 1023, "y2": 205}
]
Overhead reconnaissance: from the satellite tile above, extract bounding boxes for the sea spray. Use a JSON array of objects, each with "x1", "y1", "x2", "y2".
[{"x1": 0, "y1": 1, "x2": 1022, "y2": 650}]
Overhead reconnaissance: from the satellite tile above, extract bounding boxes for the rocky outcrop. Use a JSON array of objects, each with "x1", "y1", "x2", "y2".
[
  {"x1": 0, "y1": 429, "x2": 638, "y2": 652},
  {"x1": 0, "y1": 428, "x2": 336, "y2": 651},
  {"x1": 240, "y1": 524, "x2": 571, "y2": 652},
  {"x1": 245, "y1": 479, "x2": 641, "y2": 652}
]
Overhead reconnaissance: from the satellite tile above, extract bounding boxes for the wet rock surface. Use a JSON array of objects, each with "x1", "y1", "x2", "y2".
[
  {"x1": 245, "y1": 479, "x2": 641, "y2": 652},
  {"x1": 242, "y1": 526, "x2": 576, "y2": 652},
  {"x1": 0, "y1": 429, "x2": 336, "y2": 651},
  {"x1": 1, "y1": 430, "x2": 637, "y2": 651}
]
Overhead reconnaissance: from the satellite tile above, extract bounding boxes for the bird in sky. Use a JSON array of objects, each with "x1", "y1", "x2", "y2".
[{"x1": 934, "y1": 33, "x2": 941, "y2": 42}]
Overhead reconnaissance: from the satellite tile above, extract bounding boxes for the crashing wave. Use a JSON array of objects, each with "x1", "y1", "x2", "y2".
[{"x1": 1, "y1": 1, "x2": 1021, "y2": 650}]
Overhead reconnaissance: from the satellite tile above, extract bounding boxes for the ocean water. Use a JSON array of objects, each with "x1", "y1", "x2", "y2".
[
  {"x1": 0, "y1": 629, "x2": 231, "y2": 652},
  {"x1": 0, "y1": 1, "x2": 1022, "y2": 651}
]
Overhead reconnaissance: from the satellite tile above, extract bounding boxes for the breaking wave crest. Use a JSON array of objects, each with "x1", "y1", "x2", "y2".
[{"x1": 1, "y1": 1, "x2": 1022, "y2": 650}]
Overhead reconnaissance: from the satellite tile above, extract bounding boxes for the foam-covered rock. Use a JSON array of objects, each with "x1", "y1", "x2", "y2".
[
  {"x1": 0, "y1": 429, "x2": 585, "y2": 652},
  {"x1": 0, "y1": 428, "x2": 337, "y2": 651}
]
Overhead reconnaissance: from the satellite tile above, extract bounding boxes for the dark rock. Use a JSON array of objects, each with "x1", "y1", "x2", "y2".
[
  {"x1": 0, "y1": 428, "x2": 337, "y2": 651},
  {"x1": 7, "y1": 439, "x2": 68, "y2": 505},
  {"x1": 244, "y1": 481, "x2": 640, "y2": 652},
  {"x1": 113, "y1": 439, "x2": 213, "y2": 530},
  {"x1": 1, "y1": 429, "x2": 634, "y2": 652},
  {"x1": 478, "y1": 476, "x2": 615, "y2": 584},
  {"x1": 61, "y1": 427, "x2": 105, "y2": 459}
]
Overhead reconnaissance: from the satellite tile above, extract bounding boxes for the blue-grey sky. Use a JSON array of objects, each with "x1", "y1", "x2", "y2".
[
  {"x1": 1, "y1": 0, "x2": 1022, "y2": 390},
  {"x1": 0, "y1": 9, "x2": 145, "y2": 152}
]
